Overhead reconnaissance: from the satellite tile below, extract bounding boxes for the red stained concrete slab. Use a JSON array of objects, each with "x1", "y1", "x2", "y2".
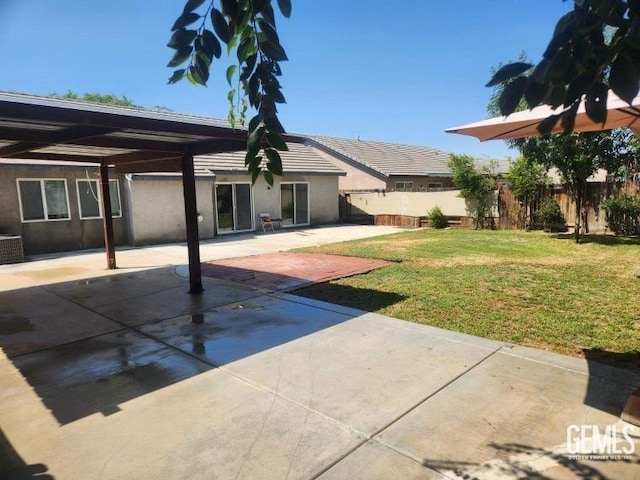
[{"x1": 201, "y1": 252, "x2": 390, "y2": 291}]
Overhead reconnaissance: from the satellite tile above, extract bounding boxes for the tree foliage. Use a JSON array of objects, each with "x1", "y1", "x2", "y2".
[
  {"x1": 518, "y1": 131, "x2": 622, "y2": 242},
  {"x1": 488, "y1": 1, "x2": 640, "y2": 134},
  {"x1": 167, "y1": 0, "x2": 291, "y2": 185},
  {"x1": 505, "y1": 155, "x2": 549, "y2": 228},
  {"x1": 449, "y1": 154, "x2": 496, "y2": 229},
  {"x1": 50, "y1": 91, "x2": 143, "y2": 108}
]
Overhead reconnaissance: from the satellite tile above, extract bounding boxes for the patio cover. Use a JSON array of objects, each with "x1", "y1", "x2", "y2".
[
  {"x1": 0, "y1": 91, "x2": 300, "y2": 293},
  {"x1": 446, "y1": 91, "x2": 640, "y2": 141}
]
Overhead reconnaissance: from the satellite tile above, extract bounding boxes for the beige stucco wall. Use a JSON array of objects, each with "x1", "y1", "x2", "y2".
[
  {"x1": 0, "y1": 164, "x2": 127, "y2": 255},
  {"x1": 310, "y1": 147, "x2": 386, "y2": 191},
  {"x1": 126, "y1": 177, "x2": 215, "y2": 245},
  {"x1": 348, "y1": 190, "x2": 497, "y2": 217},
  {"x1": 215, "y1": 173, "x2": 339, "y2": 228}
]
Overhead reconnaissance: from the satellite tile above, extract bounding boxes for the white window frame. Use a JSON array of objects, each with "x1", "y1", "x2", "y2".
[
  {"x1": 280, "y1": 181, "x2": 310, "y2": 227},
  {"x1": 76, "y1": 179, "x2": 122, "y2": 220},
  {"x1": 214, "y1": 182, "x2": 255, "y2": 234},
  {"x1": 17, "y1": 178, "x2": 71, "y2": 223},
  {"x1": 395, "y1": 181, "x2": 413, "y2": 192}
]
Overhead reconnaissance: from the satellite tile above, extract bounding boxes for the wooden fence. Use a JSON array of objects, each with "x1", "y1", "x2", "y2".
[{"x1": 497, "y1": 181, "x2": 640, "y2": 232}]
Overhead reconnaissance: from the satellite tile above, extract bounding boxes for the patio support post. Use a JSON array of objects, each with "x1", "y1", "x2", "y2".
[
  {"x1": 99, "y1": 162, "x2": 117, "y2": 269},
  {"x1": 181, "y1": 151, "x2": 203, "y2": 294}
]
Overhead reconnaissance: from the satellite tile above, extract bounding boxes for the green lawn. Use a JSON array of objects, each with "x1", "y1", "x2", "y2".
[{"x1": 294, "y1": 229, "x2": 640, "y2": 371}]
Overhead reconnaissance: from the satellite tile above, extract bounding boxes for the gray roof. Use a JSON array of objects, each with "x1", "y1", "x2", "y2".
[
  {"x1": 194, "y1": 142, "x2": 345, "y2": 176},
  {"x1": 308, "y1": 136, "x2": 453, "y2": 177}
]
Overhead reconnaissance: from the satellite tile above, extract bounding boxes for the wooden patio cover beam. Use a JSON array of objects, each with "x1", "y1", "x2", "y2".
[
  {"x1": 0, "y1": 126, "x2": 118, "y2": 158},
  {"x1": 0, "y1": 127, "x2": 187, "y2": 153}
]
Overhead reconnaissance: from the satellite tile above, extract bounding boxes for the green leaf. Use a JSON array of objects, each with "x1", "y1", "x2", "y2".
[
  {"x1": 240, "y1": 54, "x2": 257, "y2": 81},
  {"x1": 524, "y1": 80, "x2": 546, "y2": 109},
  {"x1": 585, "y1": 83, "x2": 608, "y2": 124},
  {"x1": 277, "y1": 0, "x2": 292, "y2": 18},
  {"x1": 237, "y1": 37, "x2": 256, "y2": 63},
  {"x1": 251, "y1": 0, "x2": 268, "y2": 14},
  {"x1": 265, "y1": 148, "x2": 283, "y2": 176},
  {"x1": 171, "y1": 12, "x2": 200, "y2": 31},
  {"x1": 226, "y1": 64, "x2": 237, "y2": 86},
  {"x1": 260, "y1": 40, "x2": 288, "y2": 62},
  {"x1": 258, "y1": 19, "x2": 280, "y2": 45},
  {"x1": 220, "y1": 0, "x2": 239, "y2": 20},
  {"x1": 486, "y1": 62, "x2": 533, "y2": 87},
  {"x1": 167, "y1": 69, "x2": 186, "y2": 84},
  {"x1": 266, "y1": 130, "x2": 288, "y2": 151},
  {"x1": 187, "y1": 65, "x2": 204, "y2": 85},
  {"x1": 560, "y1": 101, "x2": 579, "y2": 133},
  {"x1": 167, "y1": 29, "x2": 197, "y2": 49},
  {"x1": 498, "y1": 76, "x2": 527, "y2": 116},
  {"x1": 609, "y1": 50, "x2": 640, "y2": 104},
  {"x1": 264, "y1": 85, "x2": 286, "y2": 103},
  {"x1": 264, "y1": 115, "x2": 285, "y2": 134},
  {"x1": 183, "y1": 0, "x2": 206, "y2": 13},
  {"x1": 194, "y1": 55, "x2": 210, "y2": 84},
  {"x1": 200, "y1": 29, "x2": 222, "y2": 59},
  {"x1": 227, "y1": 89, "x2": 235, "y2": 102},
  {"x1": 251, "y1": 166, "x2": 262, "y2": 184},
  {"x1": 211, "y1": 8, "x2": 233, "y2": 44},
  {"x1": 537, "y1": 113, "x2": 561, "y2": 135},
  {"x1": 247, "y1": 125, "x2": 265, "y2": 154},
  {"x1": 263, "y1": 170, "x2": 274, "y2": 186},
  {"x1": 248, "y1": 114, "x2": 261, "y2": 133},
  {"x1": 167, "y1": 46, "x2": 193, "y2": 67}
]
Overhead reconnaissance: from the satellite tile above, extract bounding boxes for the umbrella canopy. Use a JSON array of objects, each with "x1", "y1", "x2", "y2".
[{"x1": 446, "y1": 91, "x2": 640, "y2": 141}]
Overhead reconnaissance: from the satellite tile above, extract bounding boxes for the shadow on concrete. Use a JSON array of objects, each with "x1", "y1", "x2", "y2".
[
  {"x1": 554, "y1": 233, "x2": 640, "y2": 246},
  {"x1": 422, "y1": 442, "x2": 640, "y2": 480},
  {"x1": 294, "y1": 283, "x2": 407, "y2": 312},
  {"x1": 0, "y1": 266, "x2": 356, "y2": 425},
  {"x1": 583, "y1": 348, "x2": 640, "y2": 417},
  {"x1": 0, "y1": 428, "x2": 54, "y2": 479}
]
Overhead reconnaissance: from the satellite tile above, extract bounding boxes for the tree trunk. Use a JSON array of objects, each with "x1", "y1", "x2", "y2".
[{"x1": 574, "y1": 185, "x2": 582, "y2": 244}]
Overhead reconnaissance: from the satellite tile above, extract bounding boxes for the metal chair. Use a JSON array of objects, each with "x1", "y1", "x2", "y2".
[{"x1": 259, "y1": 213, "x2": 275, "y2": 232}]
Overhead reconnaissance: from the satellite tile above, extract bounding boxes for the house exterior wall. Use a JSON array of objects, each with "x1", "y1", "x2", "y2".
[
  {"x1": 125, "y1": 176, "x2": 215, "y2": 245},
  {"x1": 0, "y1": 164, "x2": 127, "y2": 255},
  {"x1": 214, "y1": 173, "x2": 339, "y2": 228},
  {"x1": 309, "y1": 147, "x2": 387, "y2": 191},
  {"x1": 386, "y1": 176, "x2": 455, "y2": 192}
]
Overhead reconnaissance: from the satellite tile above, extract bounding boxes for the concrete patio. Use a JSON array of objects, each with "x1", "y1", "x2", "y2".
[{"x1": 1, "y1": 225, "x2": 638, "y2": 479}]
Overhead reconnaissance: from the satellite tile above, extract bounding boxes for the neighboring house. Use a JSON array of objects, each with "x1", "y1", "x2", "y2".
[
  {"x1": 0, "y1": 144, "x2": 344, "y2": 255},
  {"x1": 306, "y1": 135, "x2": 455, "y2": 193}
]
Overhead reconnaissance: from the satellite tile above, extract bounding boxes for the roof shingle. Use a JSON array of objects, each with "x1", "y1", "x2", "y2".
[{"x1": 308, "y1": 135, "x2": 453, "y2": 177}]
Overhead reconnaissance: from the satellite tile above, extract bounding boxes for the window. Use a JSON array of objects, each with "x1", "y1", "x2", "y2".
[
  {"x1": 427, "y1": 182, "x2": 443, "y2": 191},
  {"x1": 395, "y1": 181, "x2": 413, "y2": 192},
  {"x1": 77, "y1": 180, "x2": 122, "y2": 219},
  {"x1": 281, "y1": 182, "x2": 309, "y2": 226},
  {"x1": 18, "y1": 179, "x2": 70, "y2": 222}
]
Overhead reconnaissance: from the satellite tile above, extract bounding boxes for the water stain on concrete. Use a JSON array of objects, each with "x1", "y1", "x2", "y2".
[
  {"x1": 20, "y1": 267, "x2": 87, "y2": 281},
  {"x1": 0, "y1": 310, "x2": 35, "y2": 335}
]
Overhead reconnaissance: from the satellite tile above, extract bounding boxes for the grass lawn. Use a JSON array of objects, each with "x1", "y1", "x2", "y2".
[{"x1": 294, "y1": 229, "x2": 640, "y2": 371}]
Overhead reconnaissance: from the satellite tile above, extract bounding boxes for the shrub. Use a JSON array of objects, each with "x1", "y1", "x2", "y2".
[
  {"x1": 602, "y1": 194, "x2": 640, "y2": 236},
  {"x1": 533, "y1": 198, "x2": 566, "y2": 232},
  {"x1": 427, "y1": 206, "x2": 448, "y2": 229}
]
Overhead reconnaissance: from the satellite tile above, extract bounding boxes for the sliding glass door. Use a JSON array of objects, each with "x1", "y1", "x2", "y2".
[
  {"x1": 215, "y1": 183, "x2": 254, "y2": 233},
  {"x1": 280, "y1": 182, "x2": 309, "y2": 226}
]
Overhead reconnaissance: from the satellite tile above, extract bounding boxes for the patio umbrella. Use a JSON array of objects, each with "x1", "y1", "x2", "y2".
[{"x1": 446, "y1": 91, "x2": 640, "y2": 141}]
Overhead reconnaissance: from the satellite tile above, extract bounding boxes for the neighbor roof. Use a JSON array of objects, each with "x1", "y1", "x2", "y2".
[
  {"x1": 195, "y1": 143, "x2": 345, "y2": 176},
  {"x1": 307, "y1": 135, "x2": 453, "y2": 177}
]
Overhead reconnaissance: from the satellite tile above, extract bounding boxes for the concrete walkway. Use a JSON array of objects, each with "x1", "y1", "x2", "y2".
[{"x1": 1, "y1": 225, "x2": 638, "y2": 479}]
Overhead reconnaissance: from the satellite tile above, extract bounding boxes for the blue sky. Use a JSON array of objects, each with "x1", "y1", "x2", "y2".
[{"x1": 0, "y1": 1, "x2": 572, "y2": 160}]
